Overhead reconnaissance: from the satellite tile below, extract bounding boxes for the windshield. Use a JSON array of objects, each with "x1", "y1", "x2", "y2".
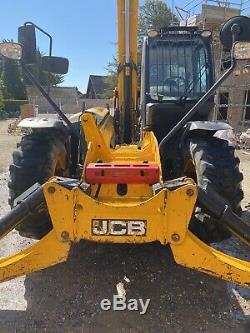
[{"x1": 148, "y1": 38, "x2": 210, "y2": 101}]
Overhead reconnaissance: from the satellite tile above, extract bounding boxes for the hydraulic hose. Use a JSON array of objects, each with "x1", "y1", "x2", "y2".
[
  {"x1": 0, "y1": 187, "x2": 45, "y2": 239},
  {"x1": 198, "y1": 186, "x2": 250, "y2": 245}
]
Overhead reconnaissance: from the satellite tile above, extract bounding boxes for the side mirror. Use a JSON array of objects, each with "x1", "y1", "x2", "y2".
[
  {"x1": 220, "y1": 16, "x2": 250, "y2": 51},
  {"x1": 0, "y1": 42, "x2": 22, "y2": 60},
  {"x1": 41, "y1": 56, "x2": 69, "y2": 74},
  {"x1": 233, "y1": 42, "x2": 250, "y2": 61},
  {"x1": 18, "y1": 24, "x2": 36, "y2": 64}
]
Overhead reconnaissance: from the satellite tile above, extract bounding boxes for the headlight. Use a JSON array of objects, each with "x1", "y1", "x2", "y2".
[
  {"x1": 201, "y1": 30, "x2": 212, "y2": 38},
  {"x1": 147, "y1": 29, "x2": 158, "y2": 38}
]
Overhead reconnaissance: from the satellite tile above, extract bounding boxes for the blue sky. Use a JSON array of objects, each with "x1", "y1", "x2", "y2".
[{"x1": 0, "y1": 0, "x2": 242, "y2": 92}]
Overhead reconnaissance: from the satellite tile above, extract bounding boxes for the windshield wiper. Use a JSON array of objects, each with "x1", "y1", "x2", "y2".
[{"x1": 177, "y1": 64, "x2": 208, "y2": 104}]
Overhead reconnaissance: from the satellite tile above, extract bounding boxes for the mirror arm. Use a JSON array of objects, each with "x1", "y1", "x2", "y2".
[
  {"x1": 24, "y1": 22, "x2": 53, "y2": 95},
  {"x1": 231, "y1": 23, "x2": 241, "y2": 44},
  {"x1": 159, "y1": 59, "x2": 237, "y2": 152},
  {"x1": 20, "y1": 61, "x2": 84, "y2": 145}
]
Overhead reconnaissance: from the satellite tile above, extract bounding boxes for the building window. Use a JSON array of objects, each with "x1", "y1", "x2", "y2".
[
  {"x1": 244, "y1": 90, "x2": 250, "y2": 121},
  {"x1": 218, "y1": 92, "x2": 229, "y2": 120}
]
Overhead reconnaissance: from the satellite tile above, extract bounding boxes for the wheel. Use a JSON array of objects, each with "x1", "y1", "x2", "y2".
[
  {"x1": 187, "y1": 136, "x2": 244, "y2": 243},
  {"x1": 8, "y1": 131, "x2": 69, "y2": 239}
]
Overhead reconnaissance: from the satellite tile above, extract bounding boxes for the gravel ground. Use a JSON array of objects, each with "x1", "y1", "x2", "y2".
[
  {"x1": 0, "y1": 119, "x2": 21, "y2": 173},
  {"x1": 0, "y1": 119, "x2": 249, "y2": 332}
]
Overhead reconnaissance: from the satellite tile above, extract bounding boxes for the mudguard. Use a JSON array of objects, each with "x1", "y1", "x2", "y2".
[
  {"x1": 187, "y1": 121, "x2": 232, "y2": 132},
  {"x1": 186, "y1": 121, "x2": 236, "y2": 145},
  {"x1": 18, "y1": 116, "x2": 66, "y2": 129},
  {"x1": 18, "y1": 108, "x2": 108, "y2": 130}
]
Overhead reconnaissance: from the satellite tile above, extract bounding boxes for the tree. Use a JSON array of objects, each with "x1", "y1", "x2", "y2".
[
  {"x1": 1, "y1": 58, "x2": 26, "y2": 100},
  {"x1": 24, "y1": 50, "x2": 64, "y2": 87},
  {"x1": 139, "y1": 0, "x2": 179, "y2": 43},
  {"x1": 102, "y1": 56, "x2": 118, "y2": 99},
  {"x1": 105, "y1": 0, "x2": 179, "y2": 95},
  {"x1": 0, "y1": 40, "x2": 64, "y2": 116},
  {"x1": 0, "y1": 39, "x2": 26, "y2": 100}
]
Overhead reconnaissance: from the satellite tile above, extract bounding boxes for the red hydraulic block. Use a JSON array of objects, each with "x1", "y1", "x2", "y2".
[{"x1": 85, "y1": 163, "x2": 160, "y2": 184}]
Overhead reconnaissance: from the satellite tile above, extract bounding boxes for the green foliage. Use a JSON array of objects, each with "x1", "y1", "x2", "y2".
[
  {"x1": 0, "y1": 44, "x2": 64, "y2": 117},
  {"x1": 101, "y1": 57, "x2": 118, "y2": 99},
  {"x1": 105, "y1": 0, "x2": 179, "y2": 95},
  {"x1": 139, "y1": 0, "x2": 179, "y2": 41},
  {"x1": 24, "y1": 50, "x2": 64, "y2": 87},
  {"x1": 0, "y1": 38, "x2": 27, "y2": 101},
  {"x1": 0, "y1": 39, "x2": 27, "y2": 118},
  {"x1": 1, "y1": 58, "x2": 27, "y2": 100}
]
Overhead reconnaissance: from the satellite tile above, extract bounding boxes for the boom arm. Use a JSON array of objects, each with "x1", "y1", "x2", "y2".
[{"x1": 117, "y1": 0, "x2": 138, "y2": 144}]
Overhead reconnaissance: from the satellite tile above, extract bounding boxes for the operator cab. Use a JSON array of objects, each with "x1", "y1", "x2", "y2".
[{"x1": 140, "y1": 26, "x2": 215, "y2": 142}]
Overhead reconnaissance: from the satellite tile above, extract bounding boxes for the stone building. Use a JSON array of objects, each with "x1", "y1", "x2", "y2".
[
  {"x1": 180, "y1": 1, "x2": 250, "y2": 131},
  {"x1": 26, "y1": 85, "x2": 110, "y2": 114},
  {"x1": 26, "y1": 86, "x2": 83, "y2": 114}
]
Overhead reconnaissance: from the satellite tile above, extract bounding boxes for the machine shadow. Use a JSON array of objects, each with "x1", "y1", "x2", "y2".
[{"x1": 0, "y1": 240, "x2": 248, "y2": 332}]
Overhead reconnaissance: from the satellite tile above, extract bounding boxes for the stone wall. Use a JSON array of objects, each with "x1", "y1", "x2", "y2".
[
  {"x1": 26, "y1": 86, "x2": 109, "y2": 114},
  {"x1": 182, "y1": 4, "x2": 250, "y2": 131},
  {"x1": 219, "y1": 67, "x2": 250, "y2": 131}
]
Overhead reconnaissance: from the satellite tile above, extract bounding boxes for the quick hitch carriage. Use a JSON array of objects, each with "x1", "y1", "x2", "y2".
[
  {"x1": 0, "y1": 1, "x2": 249, "y2": 287},
  {"x1": 0, "y1": 110, "x2": 249, "y2": 286}
]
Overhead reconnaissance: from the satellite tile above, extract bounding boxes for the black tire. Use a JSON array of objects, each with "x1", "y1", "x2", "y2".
[
  {"x1": 8, "y1": 131, "x2": 68, "y2": 239},
  {"x1": 188, "y1": 136, "x2": 244, "y2": 243}
]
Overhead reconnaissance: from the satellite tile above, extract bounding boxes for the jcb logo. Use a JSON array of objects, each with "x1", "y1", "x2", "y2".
[{"x1": 92, "y1": 219, "x2": 147, "y2": 236}]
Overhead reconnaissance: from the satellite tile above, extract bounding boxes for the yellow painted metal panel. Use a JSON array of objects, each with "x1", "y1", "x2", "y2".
[{"x1": 0, "y1": 231, "x2": 70, "y2": 283}]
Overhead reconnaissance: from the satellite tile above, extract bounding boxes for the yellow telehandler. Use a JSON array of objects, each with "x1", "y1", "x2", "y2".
[{"x1": 0, "y1": 0, "x2": 249, "y2": 287}]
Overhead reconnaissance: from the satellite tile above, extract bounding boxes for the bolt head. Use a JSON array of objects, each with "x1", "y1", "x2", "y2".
[
  {"x1": 61, "y1": 231, "x2": 70, "y2": 241},
  {"x1": 48, "y1": 186, "x2": 56, "y2": 194},
  {"x1": 186, "y1": 189, "x2": 194, "y2": 197},
  {"x1": 171, "y1": 233, "x2": 180, "y2": 242}
]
